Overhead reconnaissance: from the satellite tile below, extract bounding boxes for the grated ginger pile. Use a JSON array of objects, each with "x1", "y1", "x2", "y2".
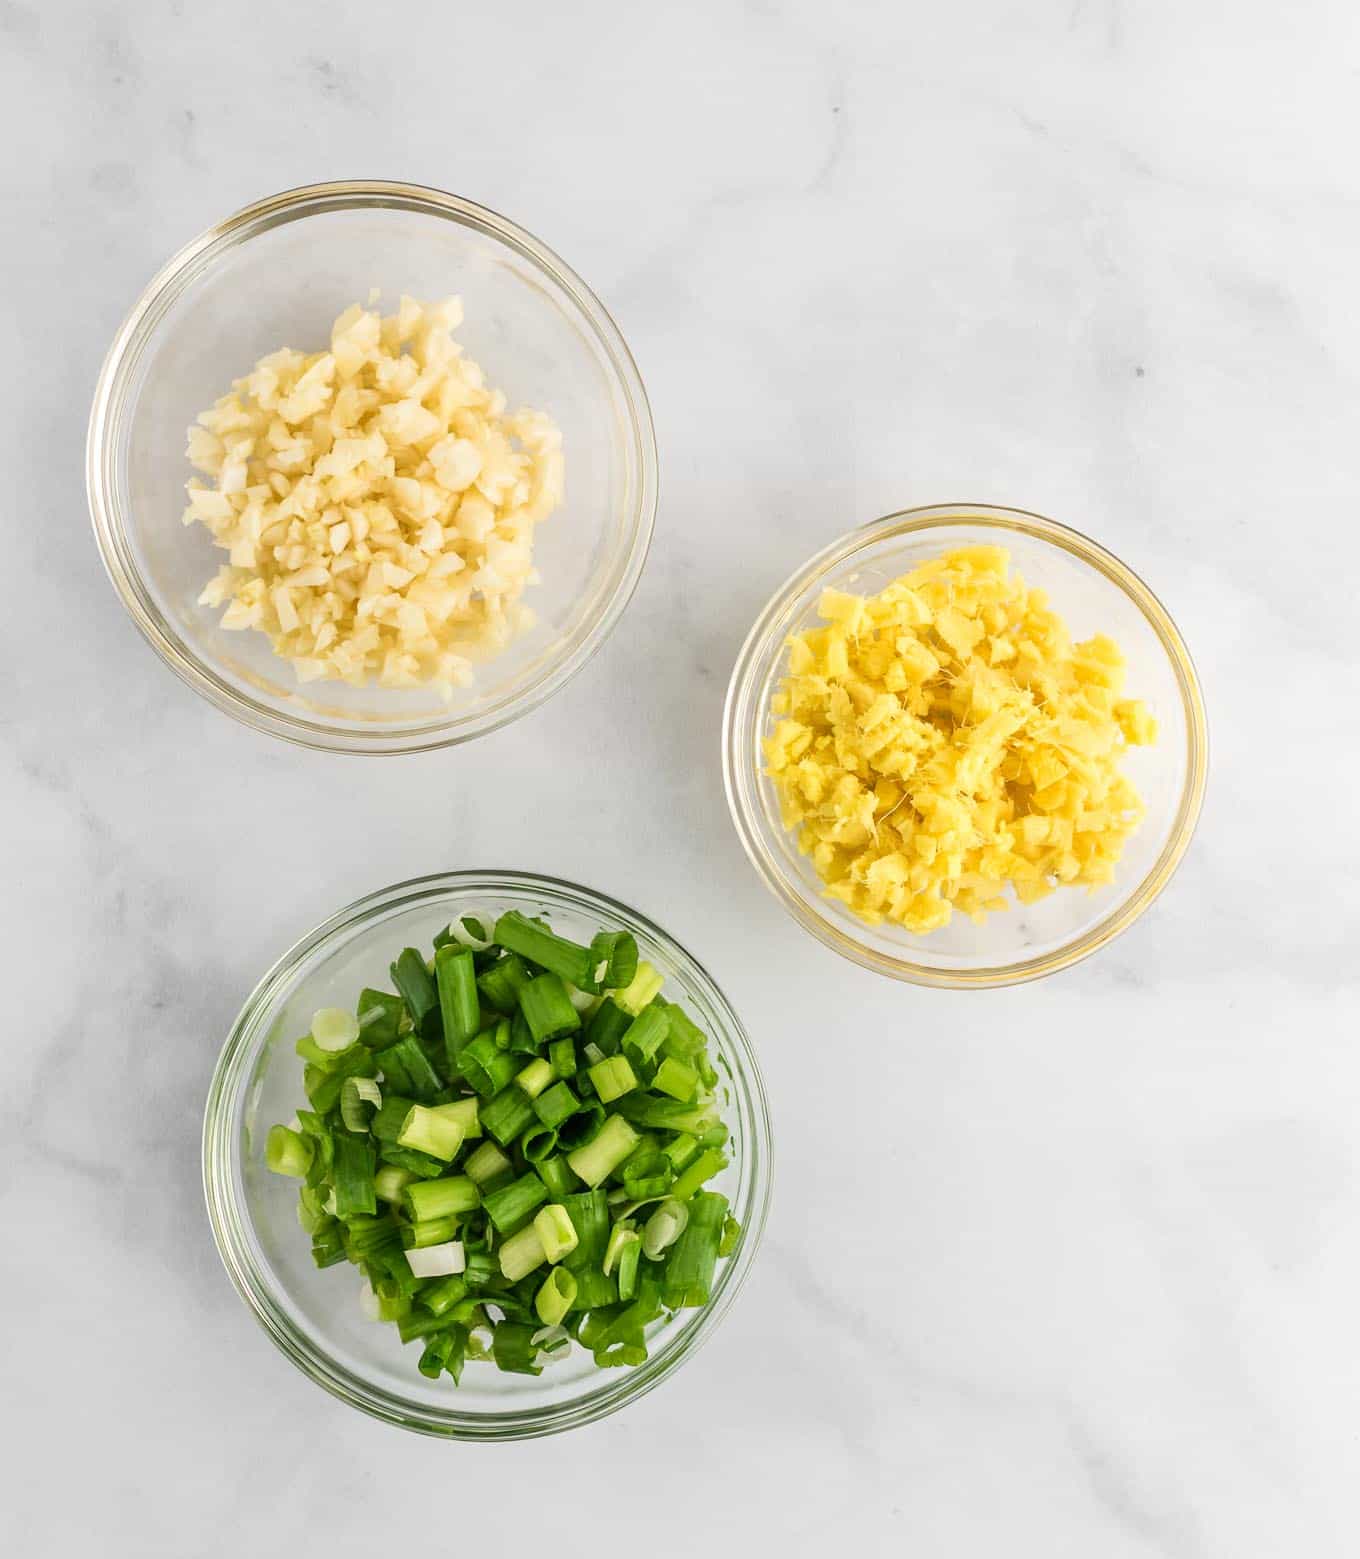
[
  {"x1": 184, "y1": 296, "x2": 563, "y2": 696},
  {"x1": 764, "y1": 545, "x2": 1157, "y2": 933}
]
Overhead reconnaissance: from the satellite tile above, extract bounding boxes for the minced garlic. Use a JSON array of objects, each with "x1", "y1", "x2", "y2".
[
  {"x1": 184, "y1": 297, "x2": 563, "y2": 696},
  {"x1": 764, "y1": 546, "x2": 1157, "y2": 933}
]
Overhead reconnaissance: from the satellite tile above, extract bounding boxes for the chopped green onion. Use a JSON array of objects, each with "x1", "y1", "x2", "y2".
[
  {"x1": 427, "y1": 1097, "x2": 481, "y2": 1141},
  {"x1": 566, "y1": 1115, "x2": 640, "y2": 1189},
  {"x1": 669, "y1": 1146, "x2": 726, "y2": 1202},
  {"x1": 602, "y1": 1222, "x2": 638, "y2": 1278},
  {"x1": 373, "y1": 1164, "x2": 414, "y2": 1204},
  {"x1": 587, "y1": 1055, "x2": 637, "y2": 1104},
  {"x1": 498, "y1": 1224, "x2": 547, "y2": 1283},
  {"x1": 506, "y1": 1011, "x2": 539, "y2": 1055},
  {"x1": 297, "y1": 1185, "x2": 328, "y2": 1234},
  {"x1": 613, "y1": 960, "x2": 664, "y2": 1015},
  {"x1": 661, "y1": 1191, "x2": 727, "y2": 1307},
  {"x1": 266, "y1": 1124, "x2": 313, "y2": 1178},
  {"x1": 435, "y1": 945, "x2": 480, "y2": 1070},
  {"x1": 399, "y1": 1305, "x2": 463, "y2": 1342},
  {"x1": 663, "y1": 1132, "x2": 700, "y2": 1171},
  {"x1": 406, "y1": 1214, "x2": 462, "y2": 1248},
  {"x1": 518, "y1": 973, "x2": 582, "y2": 1043},
  {"x1": 311, "y1": 1006, "x2": 360, "y2": 1051},
  {"x1": 418, "y1": 1329, "x2": 457, "y2": 1379},
  {"x1": 531, "y1": 1080, "x2": 580, "y2": 1129},
  {"x1": 589, "y1": 929, "x2": 639, "y2": 991},
  {"x1": 491, "y1": 1319, "x2": 543, "y2": 1375},
  {"x1": 642, "y1": 1199, "x2": 688, "y2": 1259},
  {"x1": 719, "y1": 1214, "x2": 741, "y2": 1257},
  {"x1": 378, "y1": 1143, "x2": 446, "y2": 1179},
  {"x1": 357, "y1": 988, "x2": 404, "y2": 1049},
  {"x1": 404, "y1": 1176, "x2": 480, "y2": 1222},
  {"x1": 583, "y1": 998, "x2": 631, "y2": 1057},
  {"x1": 404, "y1": 1240, "x2": 466, "y2": 1279},
  {"x1": 616, "y1": 1235, "x2": 642, "y2": 1301},
  {"x1": 621, "y1": 1002, "x2": 669, "y2": 1067},
  {"x1": 658, "y1": 998, "x2": 707, "y2": 1057},
  {"x1": 311, "y1": 1222, "x2": 346, "y2": 1268},
  {"x1": 294, "y1": 1110, "x2": 333, "y2": 1188},
  {"x1": 302, "y1": 1045, "x2": 374, "y2": 1112},
  {"x1": 535, "y1": 1154, "x2": 579, "y2": 1199},
  {"x1": 340, "y1": 1075, "x2": 382, "y2": 1132},
  {"x1": 514, "y1": 1056, "x2": 554, "y2": 1100},
  {"x1": 379, "y1": 1035, "x2": 442, "y2": 1101},
  {"x1": 585, "y1": 1274, "x2": 662, "y2": 1365},
  {"x1": 390, "y1": 947, "x2": 440, "y2": 1038},
  {"x1": 533, "y1": 1203, "x2": 579, "y2": 1264},
  {"x1": 369, "y1": 1093, "x2": 417, "y2": 1143},
  {"x1": 493, "y1": 911, "x2": 600, "y2": 993},
  {"x1": 534, "y1": 1267, "x2": 578, "y2": 1326},
  {"x1": 571, "y1": 1266, "x2": 618, "y2": 1311},
  {"x1": 477, "y1": 953, "x2": 531, "y2": 1013},
  {"x1": 420, "y1": 1274, "x2": 470, "y2": 1317},
  {"x1": 461, "y1": 1251, "x2": 496, "y2": 1290},
  {"x1": 266, "y1": 909, "x2": 739, "y2": 1390},
  {"x1": 396, "y1": 1105, "x2": 464, "y2": 1163},
  {"x1": 520, "y1": 1124, "x2": 558, "y2": 1162},
  {"x1": 482, "y1": 1172, "x2": 548, "y2": 1234},
  {"x1": 332, "y1": 1133, "x2": 377, "y2": 1218},
  {"x1": 479, "y1": 1085, "x2": 536, "y2": 1146},
  {"x1": 458, "y1": 1031, "x2": 516, "y2": 1098},
  {"x1": 463, "y1": 1140, "x2": 514, "y2": 1189},
  {"x1": 559, "y1": 1190, "x2": 610, "y2": 1271},
  {"x1": 622, "y1": 1148, "x2": 673, "y2": 1201},
  {"x1": 653, "y1": 1056, "x2": 699, "y2": 1102},
  {"x1": 295, "y1": 1034, "x2": 366, "y2": 1071},
  {"x1": 556, "y1": 1098, "x2": 606, "y2": 1151},
  {"x1": 616, "y1": 1094, "x2": 718, "y2": 1135},
  {"x1": 376, "y1": 1285, "x2": 411, "y2": 1324},
  {"x1": 532, "y1": 1322, "x2": 572, "y2": 1358}
]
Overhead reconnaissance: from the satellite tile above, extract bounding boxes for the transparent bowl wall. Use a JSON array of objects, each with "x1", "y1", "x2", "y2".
[
  {"x1": 724, "y1": 506, "x2": 1208, "y2": 987},
  {"x1": 203, "y1": 873, "x2": 772, "y2": 1439},
  {"x1": 89, "y1": 183, "x2": 656, "y2": 752}
]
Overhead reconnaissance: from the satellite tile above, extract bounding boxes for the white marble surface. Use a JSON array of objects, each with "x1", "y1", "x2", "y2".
[{"x1": 6, "y1": 1, "x2": 1360, "y2": 1553}]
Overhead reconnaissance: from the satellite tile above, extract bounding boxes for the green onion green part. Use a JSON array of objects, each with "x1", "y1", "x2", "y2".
[
  {"x1": 396, "y1": 1105, "x2": 464, "y2": 1163},
  {"x1": 482, "y1": 1172, "x2": 548, "y2": 1235},
  {"x1": 587, "y1": 1055, "x2": 638, "y2": 1105},
  {"x1": 390, "y1": 947, "x2": 440, "y2": 1038},
  {"x1": 266, "y1": 1124, "x2": 313, "y2": 1178},
  {"x1": 566, "y1": 1114, "x2": 641, "y2": 1188},
  {"x1": 498, "y1": 1224, "x2": 547, "y2": 1283},
  {"x1": 435, "y1": 945, "x2": 481, "y2": 1069},
  {"x1": 518, "y1": 973, "x2": 583, "y2": 1044},
  {"x1": 493, "y1": 911, "x2": 600, "y2": 993},
  {"x1": 535, "y1": 1266, "x2": 578, "y2": 1326},
  {"x1": 463, "y1": 1140, "x2": 514, "y2": 1189},
  {"x1": 533, "y1": 1203, "x2": 580, "y2": 1264}
]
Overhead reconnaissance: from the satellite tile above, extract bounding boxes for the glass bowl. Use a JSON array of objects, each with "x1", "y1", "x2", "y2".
[
  {"x1": 723, "y1": 504, "x2": 1208, "y2": 988},
  {"x1": 202, "y1": 871, "x2": 772, "y2": 1439},
  {"x1": 88, "y1": 181, "x2": 657, "y2": 754}
]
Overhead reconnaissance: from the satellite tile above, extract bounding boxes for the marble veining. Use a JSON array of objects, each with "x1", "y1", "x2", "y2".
[{"x1": 5, "y1": 1, "x2": 1359, "y2": 1554}]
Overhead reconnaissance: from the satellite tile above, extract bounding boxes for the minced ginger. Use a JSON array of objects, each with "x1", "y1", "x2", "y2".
[
  {"x1": 184, "y1": 296, "x2": 563, "y2": 696},
  {"x1": 764, "y1": 546, "x2": 1157, "y2": 933}
]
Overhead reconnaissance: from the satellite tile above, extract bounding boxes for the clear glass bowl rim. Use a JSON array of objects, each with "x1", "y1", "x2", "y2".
[
  {"x1": 201, "y1": 869, "x2": 773, "y2": 1440},
  {"x1": 722, "y1": 502, "x2": 1210, "y2": 989},
  {"x1": 87, "y1": 179, "x2": 658, "y2": 755}
]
